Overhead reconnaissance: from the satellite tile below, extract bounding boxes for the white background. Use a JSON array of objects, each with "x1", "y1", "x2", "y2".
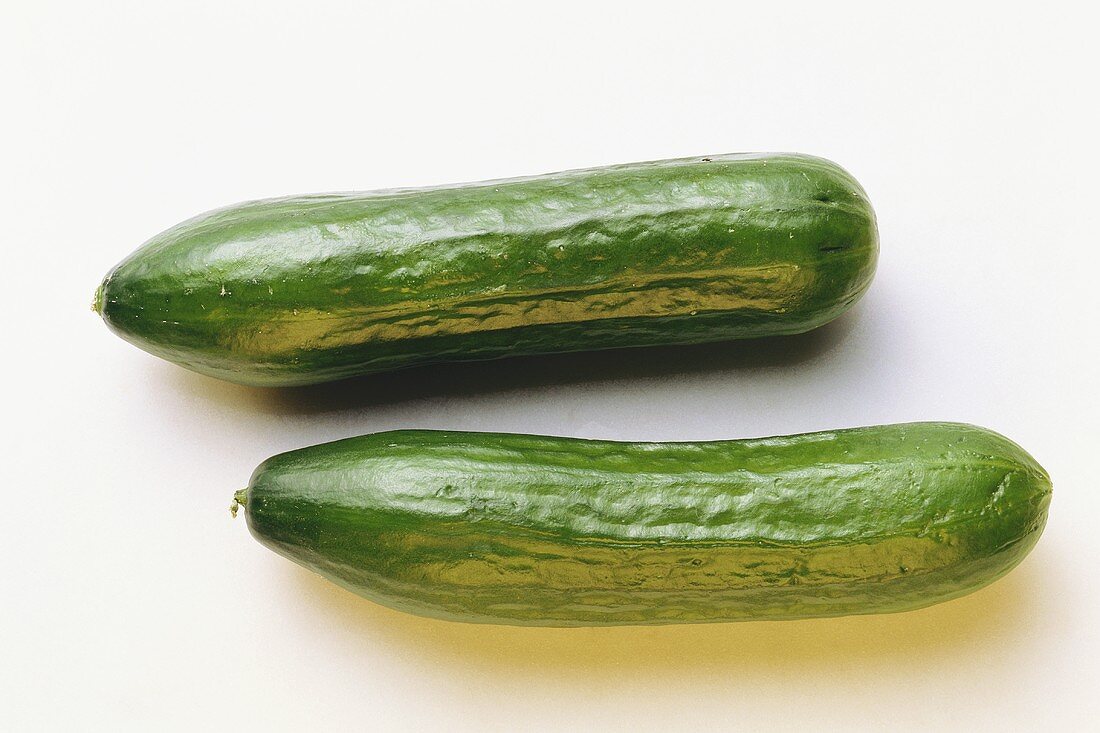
[{"x1": 3, "y1": 1, "x2": 1098, "y2": 730}]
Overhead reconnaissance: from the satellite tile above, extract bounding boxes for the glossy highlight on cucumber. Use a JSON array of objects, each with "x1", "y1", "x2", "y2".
[
  {"x1": 95, "y1": 153, "x2": 878, "y2": 386},
  {"x1": 234, "y1": 422, "x2": 1050, "y2": 626}
]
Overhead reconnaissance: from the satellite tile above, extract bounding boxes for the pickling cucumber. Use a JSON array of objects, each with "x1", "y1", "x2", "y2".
[
  {"x1": 233, "y1": 422, "x2": 1050, "y2": 626},
  {"x1": 95, "y1": 153, "x2": 877, "y2": 386}
]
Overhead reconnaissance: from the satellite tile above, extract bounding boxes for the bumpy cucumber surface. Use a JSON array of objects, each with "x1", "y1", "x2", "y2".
[
  {"x1": 235, "y1": 423, "x2": 1050, "y2": 626},
  {"x1": 96, "y1": 153, "x2": 877, "y2": 386}
]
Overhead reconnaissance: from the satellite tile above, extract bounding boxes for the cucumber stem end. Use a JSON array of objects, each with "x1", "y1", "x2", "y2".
[{"x1": 230, "y1": 489, "x2": 248, "y2": 518}]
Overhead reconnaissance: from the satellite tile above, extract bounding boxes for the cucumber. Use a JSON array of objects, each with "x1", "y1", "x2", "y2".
[
  {"x1": 95, "y1": 153, "x2": 877, "y2": 386},
  {"x1": 234, "y1": 423, "x2": 1051, "y2": 626}
]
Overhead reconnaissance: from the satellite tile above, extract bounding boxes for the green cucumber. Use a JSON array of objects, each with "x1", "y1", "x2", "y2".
[
  {"x1": 234, "y1": 422, "x2": 1051, "y2": 626},
  {"x1": 95, "y1": 153, "x2": 877, "y2": 386}
]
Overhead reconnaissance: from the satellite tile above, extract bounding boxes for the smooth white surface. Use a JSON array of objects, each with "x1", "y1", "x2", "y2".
[{"x1": 3, "y1": 1, "x2": 1097, "y2": 730}]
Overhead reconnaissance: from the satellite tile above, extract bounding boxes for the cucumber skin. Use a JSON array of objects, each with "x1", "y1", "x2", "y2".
[
  {"x1": 239, "y1": 423, "x2": 1051, "y2": 626},
  {"x1": 96, "y1": 153, "x2": 877, "y2": 386}
]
